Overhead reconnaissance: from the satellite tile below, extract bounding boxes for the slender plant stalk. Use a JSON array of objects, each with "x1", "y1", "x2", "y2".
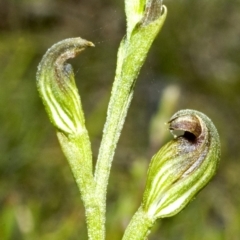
[
  {"x1": 94, "y1": 1, "x2": 167, "y2": 231},
  {"x1": 57, "y1": 132, "x2": 103, "y2": 240},
  {"x1": 122, "y1": 206, "x2": 155, "y2": 240}
]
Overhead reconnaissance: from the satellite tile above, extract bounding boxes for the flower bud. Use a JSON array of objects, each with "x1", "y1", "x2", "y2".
[
  {"x1": 143, "y1": 109, "x2": 221, "y2": 219},
  {"x1": 125, "y1": 0, "x2": 166, "y2": 37},
  {"x1": 37, "y1": 38, "x2": 94, "y2": 134}
]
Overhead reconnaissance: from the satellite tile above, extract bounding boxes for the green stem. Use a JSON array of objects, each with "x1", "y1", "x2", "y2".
[
  {"x1": 57, "y1": 132, "x2": 104, "y2": 240},
  {"x1": 94, "y1": 3, "x2": 167, "y2": 233},
  {"x1": 122, "y1": 206, "x2": 155, "y2": 240},
  {"x1": 94, "y1": 41, "x2": 135, "y2": 209}
]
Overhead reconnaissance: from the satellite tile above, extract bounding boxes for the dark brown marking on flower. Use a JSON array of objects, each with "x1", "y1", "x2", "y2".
[
  {"x1": 142, "y1": 0, "x2": 163, "y2": 26},
  {"x1": 168, "y1": 114, "x2": 202, "y2": 138}
]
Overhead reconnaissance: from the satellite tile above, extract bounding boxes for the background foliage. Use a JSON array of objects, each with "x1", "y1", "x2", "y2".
[{"x1": 0, "y1": 0, "x2": 240, "y2": 239}]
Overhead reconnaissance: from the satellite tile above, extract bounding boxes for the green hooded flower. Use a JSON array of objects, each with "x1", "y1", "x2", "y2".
[
  {"x1": 143, "y1": 109, "x2": 221, "y2": 219},
  {"x1": 37, "y1": 37, "x2": 94, "y2": 134}
]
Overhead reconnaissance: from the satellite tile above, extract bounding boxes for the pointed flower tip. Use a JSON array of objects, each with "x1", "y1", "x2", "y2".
[
  {"x1": 143, "y1": 109, "x2": 221, "y2": 219},
  {"x1": 88, "y1": 42, "x2": 95, "y2": 47}
]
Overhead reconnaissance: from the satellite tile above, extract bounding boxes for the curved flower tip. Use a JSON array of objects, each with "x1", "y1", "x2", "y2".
[
  {"x1": 143, "y1": 109, "x2": 221, "y2": 219},
  {"x1": 37, "y1": 37, "x2": 94, "y2": 134}
]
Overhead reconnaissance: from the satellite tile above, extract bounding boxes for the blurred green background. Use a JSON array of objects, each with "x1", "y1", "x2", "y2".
[{"x1": 0, "y1": 0, "x2": 240, "y2": 239}]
